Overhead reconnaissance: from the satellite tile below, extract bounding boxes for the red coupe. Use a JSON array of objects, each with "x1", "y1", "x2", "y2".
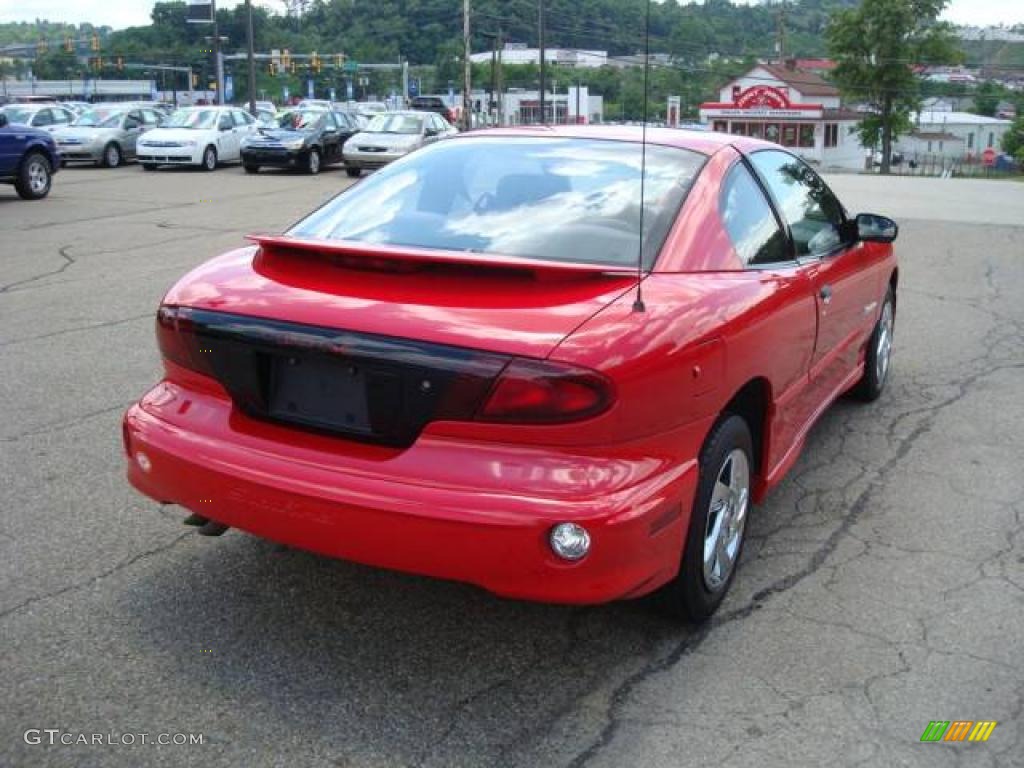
[{"x1": 123, "y1": 126, "x2": 898, "y2": 621}]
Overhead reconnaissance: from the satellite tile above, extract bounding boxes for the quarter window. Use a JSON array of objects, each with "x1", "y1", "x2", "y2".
[
  {"x1": 749, "y1": 150, "x2": 846, "y2": 258},
  {"x1": 719, "y1": 162, "x2": 789, "y2": 267}
]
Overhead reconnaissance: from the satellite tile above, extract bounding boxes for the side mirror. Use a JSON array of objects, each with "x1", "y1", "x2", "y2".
[
  {"x1": 854, "y1": 213, "x2": 898, "y2": 243},
  {"x1": 0, "y1": 113, "x2": 7, "y2": 128}
]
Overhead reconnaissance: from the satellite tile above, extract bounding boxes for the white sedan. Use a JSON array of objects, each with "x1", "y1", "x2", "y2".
[{"x1": 136, "y1": 106, "x2": 256, "y2": 171}]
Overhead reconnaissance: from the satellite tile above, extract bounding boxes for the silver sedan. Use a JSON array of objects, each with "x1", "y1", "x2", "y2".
[
  {"x1": 342, "y1": 111, "x2": 457, "y2": 177},
  {"x1": 52, "y1": 106, "x2": 163, "y2": 168}
]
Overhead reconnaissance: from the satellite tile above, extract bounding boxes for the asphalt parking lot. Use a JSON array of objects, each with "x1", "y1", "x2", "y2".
[{"x1": 1, "y1": 163, "x2": 1022, "y2": 768}]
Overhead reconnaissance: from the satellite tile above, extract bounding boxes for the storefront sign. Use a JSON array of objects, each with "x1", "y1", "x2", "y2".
[{"x1": 735, "y1": 85, "x2": 791, "y2": 109}]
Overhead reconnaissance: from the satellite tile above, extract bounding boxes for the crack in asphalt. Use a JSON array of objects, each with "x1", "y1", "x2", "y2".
[
  {"x1": 0, "y1": 402, "x2": 131, "y2": 444},
  {"x1": 0, "y1": 531, "x2": 192, "y2": 623},
  {"x1": 0, "y1": 244, "x2": 75, "y2": 294},
  {"x1": 0, "y1": 312, "x2": 153, "y2": 347}
]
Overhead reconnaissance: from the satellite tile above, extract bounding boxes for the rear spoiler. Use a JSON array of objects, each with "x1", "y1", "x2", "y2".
[{"x1": 247, "y1": 234, "x2": 634, "y2": 276}]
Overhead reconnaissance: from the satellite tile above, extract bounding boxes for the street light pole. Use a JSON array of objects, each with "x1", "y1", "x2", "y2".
[
  {"x1": 462, "y1": 0, "x2": 472, "y2": 131},
  {"x1": 246, "y1": 0, "x2": 256, "y2": 114},
  {"x1": 538, "y1": 0, "x2": 545, "y2": 124},
  {"x1": 212, "y1": 0, "x2": 224, "y2": 105}
]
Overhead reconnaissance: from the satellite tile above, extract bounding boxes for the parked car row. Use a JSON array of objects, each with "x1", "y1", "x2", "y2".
[{"x1": 0, "y1": 100, "x2": 458, "y2": 199}]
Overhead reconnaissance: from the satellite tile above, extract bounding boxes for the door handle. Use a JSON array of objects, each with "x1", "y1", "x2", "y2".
[{"x1": 820, "y1": 284, "x2": 833, "y2": 304}]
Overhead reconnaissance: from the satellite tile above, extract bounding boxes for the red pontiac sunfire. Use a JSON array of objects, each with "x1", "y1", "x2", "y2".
[{"x1": 124, "y1": 126, "x2": 898, "y2": 622}]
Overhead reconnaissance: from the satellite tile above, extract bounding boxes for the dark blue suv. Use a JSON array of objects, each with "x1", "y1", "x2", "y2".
[{"x1": 0, "y1": 111, "x2": 61, "y2": 200}]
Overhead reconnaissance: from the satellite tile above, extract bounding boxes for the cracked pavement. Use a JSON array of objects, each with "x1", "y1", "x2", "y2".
[{"x1": 1, "y1": 168, "x2": 1021, "y2": 767}]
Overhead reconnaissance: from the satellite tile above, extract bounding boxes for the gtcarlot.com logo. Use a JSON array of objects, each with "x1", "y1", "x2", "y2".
[
  {"x1": 24, "y1": 729, "x2": 204, "y2": 747},
  {"x1": 921, "y1": 721, "x2": 997, "y2": 743}
]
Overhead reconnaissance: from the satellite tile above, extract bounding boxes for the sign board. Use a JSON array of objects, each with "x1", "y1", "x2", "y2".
[
  {"x1": 329, "y1": 87, "x2": 336, "y2": 102},
  {"x1": 307, "y1": 79, "x2": 314, "y2": 99},
  {"x1": 283, "y1": 85, "x2": 290, "y2": 102},
  {"x1": 224, "y1": 75, "x2": 233, "y2": 102},
  {"x1": 186, "y1": 0, "x2": 214, "y2": 23},
  {"x1": 346, "y1": 80, "x2": 353, "y2": 100},
  {"x1": 982, "y1": 147, "x2": 997, "y2": 166},
  {"x1": 735, "y1": 85, "x2": 791, "y2": 110},
  {"x1": 343, "y1": 61, "x2": 358, "y2": 73},
  {"x1": 409, "y1": 79, "x2": 419, "y2": 97}
]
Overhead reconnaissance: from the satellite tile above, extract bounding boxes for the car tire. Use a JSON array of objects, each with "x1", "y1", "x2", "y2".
[
  {"x1": 102, "y1": 142, "x2": 122, "y2": 169},
  {"x1": 243, "y1": 164, "x2": 259, "y2": 174},
  {"x1": 306, "y1": 148, "x2": 322, "y2": 175},
  {"x1": 15, "y1": 151, "x2": 53, "y2": 200},
  {"x1": 851, "y1": 286, "x2": 895, "y2": 402},
  {"x1": 345, "y1": 167, "x2": 361, "y2": 178},
  {"x1": 657, "y1": 414, "x2": 753, "y2": 623},
  {"x1": 202, "y1": 146, "x2": 217, "y2": 171}
]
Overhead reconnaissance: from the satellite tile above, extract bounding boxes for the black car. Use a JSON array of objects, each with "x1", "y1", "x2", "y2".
[{"x1": 240, "y1": 109, "x2": 359, "y2": 175}]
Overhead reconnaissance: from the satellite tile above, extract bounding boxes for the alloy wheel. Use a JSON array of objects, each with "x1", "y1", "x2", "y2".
[{"x1": 702, "y1": 448, "x2": 750, "y2": 591}]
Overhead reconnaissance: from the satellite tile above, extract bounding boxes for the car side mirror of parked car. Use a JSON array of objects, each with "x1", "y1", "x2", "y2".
[{"x1": 854, "y1": 213, "x2": 898, "y2": 243}]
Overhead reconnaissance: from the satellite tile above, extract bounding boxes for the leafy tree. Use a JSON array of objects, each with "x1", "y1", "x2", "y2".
[
  {"x1": 827, "y1": 0, "x2": 961, "y2": 174},
  {"x1": 1002, "y1": 116, "x2": 1024, "y2": 160}
]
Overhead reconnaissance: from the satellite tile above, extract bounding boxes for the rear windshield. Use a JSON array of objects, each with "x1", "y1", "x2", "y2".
[
  {"x1": 365, "y1": 114, "x2": 424, "y2": 134},
  {"x1": 289, "y1": 137, "x2": 706, "y2": 267}
]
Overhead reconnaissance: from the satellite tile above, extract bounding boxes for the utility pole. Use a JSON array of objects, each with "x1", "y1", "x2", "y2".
[
  {"x1": 212, "y1": 0, "x2": 224, "y2": 104},
  {"x1": 775, "y1": 2, "x2": 787, "y2": 63},
  {"x1": 463, "y1": 0, "x2": 472, "y2": 131},
  {"x1": 496, "y1": 29, "x2": 504, "y2": 126},
  {"x1": 246, "y1": 0, "x2": 256, "y2": 114},
  {"x1": 538, "y1": 0, "x2": 546, "y2": 124}
]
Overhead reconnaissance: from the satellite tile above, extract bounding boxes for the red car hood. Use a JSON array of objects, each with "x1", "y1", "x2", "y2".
[{"x1": 162, "y1": 242, "x2": 638, "y2": 359}]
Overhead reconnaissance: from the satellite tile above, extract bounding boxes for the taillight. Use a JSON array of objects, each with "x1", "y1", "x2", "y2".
[
  {"x1": 477, "y1": 360, "x2": 613, "y2": 424},
  {"x1": 156, "y1": 305, "x2": 212, "y2": 375}
]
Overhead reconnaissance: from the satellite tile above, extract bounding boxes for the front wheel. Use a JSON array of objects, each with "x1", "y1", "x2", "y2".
[
  {"x1": 345, "y1": 166, "x2": 361, "y2": 178},
  {"x1": 102, "y1": 142, "x2": 122, "y2": 168},
  {"x1": 851, "y1": 286, "x2": 895, "y2": 401},
  {"x1": 15, "y1": 151, "x2": 52, "y2": 200},
  {"x1": 657, "y1": 414, "x2": 753, "y2": 623},
  {"x1": 306, "y1": 148, "x2": 321, "y2": 175},
  {"x1": 201, "y1": 145, "x2": 218, "y2": 172}
]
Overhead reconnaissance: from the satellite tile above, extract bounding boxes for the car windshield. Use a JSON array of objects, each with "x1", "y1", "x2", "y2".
[
  {"x1": 2, "y1": 107, "x2": 34, "y2": 124},
  {"x1": 289, "y1": 137, "x2": 706, "y2": 267},
  {"x1": 277, "y1": 110, "x2": 322, "y2": 131},
  {"x1": 73, "y1": 109, "x2": 124, "y2": 128},
  {"x1": 365, "y1": 114, "x2": 423, "y2": 134},
  {"x1": 162, "y1": 109, "x2": 218, "y2": 129}
]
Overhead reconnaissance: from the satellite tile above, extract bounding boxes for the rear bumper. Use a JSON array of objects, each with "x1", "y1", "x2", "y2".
[
  {"x1": 123, "y1": 380, "x2": 704, "y2": 604},
  {"x1": 343, "y1": 149, "x2": 406, "y2": 169}
]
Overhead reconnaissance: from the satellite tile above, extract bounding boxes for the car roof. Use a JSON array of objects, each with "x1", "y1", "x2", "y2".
[{"x1": 457, "y1": 124, "x2": 775, "y2": 156}]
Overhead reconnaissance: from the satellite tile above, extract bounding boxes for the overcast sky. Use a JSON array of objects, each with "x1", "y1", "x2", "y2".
[{"x1": 0, "y1": 0, "x2": 1021, "y2": 31}]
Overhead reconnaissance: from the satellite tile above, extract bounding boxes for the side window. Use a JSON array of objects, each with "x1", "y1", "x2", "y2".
[
  {"x1": 142, "y1": 110, "x2": 160, "y2": 126},
  {"x1": 749, "y1": 150, "x2": 846, "y2": 257},
  {"x1": 53, "y1": 108, "x2": 72, "y2": 125},
  {"x1": 33, "y1": 110, "x2": 53, "y2": 127},
  {"x1": 218, "y1": 113, "x2": 233, "y2": 131},
  {"x1": 325, "y1": 111, "x2": 339, "y2": 129},
  {"x1": 720, "y1": 162, "x2": 790, "y2": 267},
  {"x1": 124, "y1": 112, "x2": 141, "y2": 129}
]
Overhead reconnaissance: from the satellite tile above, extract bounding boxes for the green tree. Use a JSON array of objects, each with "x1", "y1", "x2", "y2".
[
  {"x1": 827, "y1": 0, "x2": 961, "y2": 174},
  {"x1": 1002, "y1": 116, "x2": 1024, "y2": 161}
]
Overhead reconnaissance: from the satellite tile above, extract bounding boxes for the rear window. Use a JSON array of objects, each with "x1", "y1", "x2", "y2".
[{"x1": 290, "y1": 137, "x2": 705, "y2": 267}]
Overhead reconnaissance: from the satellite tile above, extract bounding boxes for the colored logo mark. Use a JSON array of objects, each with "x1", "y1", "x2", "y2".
[{"x1": 920, "y1": 721, "x2": 997, "y2": 742}]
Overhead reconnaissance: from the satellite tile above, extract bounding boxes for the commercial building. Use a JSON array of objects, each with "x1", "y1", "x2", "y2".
[
  {"x1": 896, "y1": 110, "x2": 1014, "y2": 160},
  {"x1": 468, "y1": 44, "x2": 607, "y2": 69},
  {"x1": 1, "y1": 78, "x2": 157, "y2": 102},
  {"x1": 699, "y1": 61, "x2": 865, "y2": 170}
]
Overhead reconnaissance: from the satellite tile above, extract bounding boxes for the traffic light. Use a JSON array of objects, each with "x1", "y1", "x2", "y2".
[
  {"x1": 280, "y1": 49, "x2": 291, "y2": 69},
  {"x1": 90, "y1": 56, "x2": 104, "y2": 71},
  {"x1": 334, "y1": 54, "x2": 344, "y2": 68},
  {"x1": 191, "y1": 72, "x2": 199, "y2": 88},
  {"x1": 268, "y1": 62, "x2": 277, "y2": 75},
  {"x1": 36, "y1": 39, "x2": 48, "y2": 54},
  {"x1": 115, "y1": 56, "x2": 124, "y2": 71},
  {"x1": 64, "y1": 37, "x2": 74, "y2": 53},
  {"x1": 311, "y1": 52, "x2": 321, "y2": 73}
]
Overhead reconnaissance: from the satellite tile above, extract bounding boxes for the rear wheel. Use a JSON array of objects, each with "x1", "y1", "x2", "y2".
[
  {"x1": 851, "y1": 286, "x2": 895, "y2": 401},
  {"x1": 201, "y1": 145, "x2": 217, "y2": 171},
  {"x1": 102, "y1": 142, "x2": 122, "y2": 168},
  {"x1": 345, "y1": 166, "x2": 361, "y2": 178},
  {"x1": 15, "y1": 151, "x2": 52, "y2": 200},
  {"x1": 306, "y1": 148, "x2": 321, "y2": 175},
  {"x1": 658, "y1": 414, "x2": 753, "y2": 623}
]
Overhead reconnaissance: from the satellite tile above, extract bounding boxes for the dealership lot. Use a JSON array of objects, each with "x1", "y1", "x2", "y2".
[{"x1": 1, "y1": 166, "x2": 1022, "y2": 767}]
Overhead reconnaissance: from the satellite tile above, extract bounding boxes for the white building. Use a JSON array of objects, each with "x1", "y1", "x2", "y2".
[
  {"x1": 897, "y1": 110, "x2": 1013, "y2": 160},
  {"x1": 699, "y1": 62, "x2": 866, "y2": 170},
  {"x1": 2, "y1": 78, "x2": 157, "y2": 101},
  {"x1": 469, "y1": 44, "x2": 608, "y2": 69}
]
